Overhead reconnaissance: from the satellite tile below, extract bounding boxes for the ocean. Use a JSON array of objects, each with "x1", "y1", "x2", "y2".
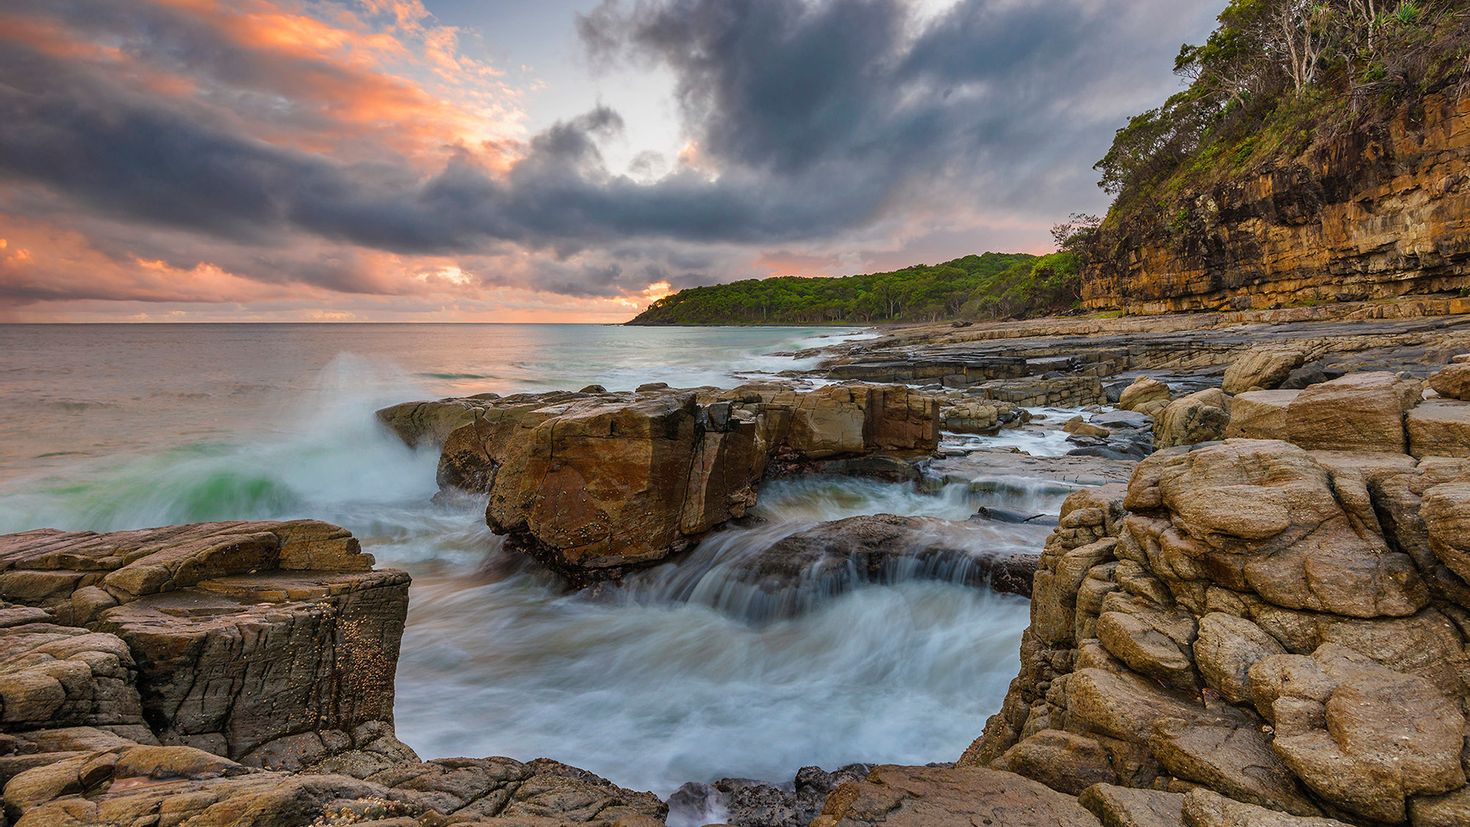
[{"x1": 0, "y1": 323, "x2": 1035, "y2": 797}]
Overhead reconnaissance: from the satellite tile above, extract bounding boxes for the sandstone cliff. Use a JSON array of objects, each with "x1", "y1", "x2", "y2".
[{"x1": 1084, "y1": 93, "x2": 1470, "y2": 314}]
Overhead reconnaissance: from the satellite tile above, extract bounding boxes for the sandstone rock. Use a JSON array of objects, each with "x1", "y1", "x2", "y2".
[
  {"x1": 1154, "y1": 388, "x2": 1231, "y2": 448},
  {"x1": 993, "y1": 729, "x2": 1118, "y2": 795},
  {"x1": 407, "y1": 383, "x2": 939, "y2": 583},
  {"x1": 1223, "y1": 390, "x2": 1297, "y2": 441},
  {"x1": 1421, "y1": 482, "x2": 1470, "y2": 584},
  {"x1": 811, "y1": 765, "x2": 1101, "y2": 827},
  {"x1": 1065, "y1": 416, "x2": 1113, "y2": 439},
  {"x1": 1428, "y1": 362, "x2": 1470, "y2": 400},
  {"x1": 1410, "y1": 785, "x2": 1470, "y2": 827},
  {"x1": 716, "y1": 514, "x2": 1035, "y2": 621},
  {"x1": 1149, "y1": 712, "x2": 1319, "y2": 817},
  {"x1": 1223, "y1": 345, "x2": 1310, "y2": 394},
  {"x1": 0, "y1": 621, "x2": 143, "y2": 734},
  {"x1": 1119, "y1": 377, "x2": 1171, "y2": 418},
  {"x1": 1078, "y1": 783, "x2": 1185, "y2": 827},
  {"x1": 1126, "y1": 440, "x2": 1427, "y2": 618},
  {"x1": 1193, "y1": 612, "x2": 1285, "y2": 704},
  {"x1": 1284, "y1": 372, "x2": 1422, "y2": 453},
  {"x1": 1409, "y1": 400, "x2": 1470, "y2": 458},
  {"x1": 375, "y1": 398, "x2": 488, "y2": 448},
  {"x1": 1179, "y1": 788, "x2": 1352, "y2": 827},
  {"x1": 1250, "y1": 645, "x2": 1465, "y2": 823}
]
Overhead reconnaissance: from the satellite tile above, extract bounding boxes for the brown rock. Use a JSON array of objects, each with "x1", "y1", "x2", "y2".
[
  {"x1": 1284, "y1": 372, "x2": 1421, "y2": 453},
  {"x1": 1179, "y1": 788, "x2": 1352, "y2": 827},
  {"x1": 1222, "y1": 346, "x2": 1310, "y2": 394},
  {"x1": 1251, "y1": 645, "x2": 1465, "y2": 823},
  {"x1": 1193, "y1": 613, "x2": 1285, "y2": 704},
  {"x1": 1223, "y1": 390, "x2": 1297, "y2": 441},
  {"x1": 1409, "y1": 400, "x2": 1470, "y2": 458},
  {"x1": 1078, "y1": 783, "x2": 1185, "y2": 827},
  {"x1": 1119, "y1": 377, "x2": 1171, "y2": 418},
  {"x1": 811, "y1": 765, "x2": 1101, "y2": 827},
  {"x1": 993, "y1": 729, "x2": 1118, "y2": 795},
  {"x1": 1154, "y1": 389, "x2": 1231, "y2": 449},
  {"x1": 1428, "y1": 362, "x2": 1470, "y2": 400}
]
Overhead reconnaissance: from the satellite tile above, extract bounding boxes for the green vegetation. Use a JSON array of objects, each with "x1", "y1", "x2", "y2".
[
  {"x1": 1097, "y1": 0, "x2": 1470, "y2": 221},
  {"x1": 627, "y1": 251, "x2": 1093, "y2": 325}
]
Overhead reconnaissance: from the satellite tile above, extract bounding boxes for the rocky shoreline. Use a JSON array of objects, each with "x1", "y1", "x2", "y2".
[{"x1": 7, "y1": 301, "x2": 1470, "y2": 825}]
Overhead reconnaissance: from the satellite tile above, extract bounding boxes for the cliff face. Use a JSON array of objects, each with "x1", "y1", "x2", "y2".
[{"x1": 1084, "y1": 93, "x2": 1470, "y2": 314}]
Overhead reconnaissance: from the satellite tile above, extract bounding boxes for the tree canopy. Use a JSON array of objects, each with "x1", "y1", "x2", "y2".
[{"x1": 627, "y1": 251, "x2": 1087, "y2": 325}]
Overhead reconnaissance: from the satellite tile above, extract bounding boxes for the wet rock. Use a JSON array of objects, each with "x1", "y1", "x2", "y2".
[
  {"x1": 723, "y1": 514, "x2": 1037, "y2": 620},
  {"x1": 670, "y1": 764, "x2": 870, "y2": 827},
  {"x1": 392, "y1": 383, "x2": 940, "y2": 584},
  {"x1": 811, "y1": 765, "x2": 1101, "y2": 827},
  {"x1": 1118, "y1": 377, "x2": 1171, "y2": 418},
  {"x1": 1065, "y1": 416, "x2": 1112, "y2": 438}
]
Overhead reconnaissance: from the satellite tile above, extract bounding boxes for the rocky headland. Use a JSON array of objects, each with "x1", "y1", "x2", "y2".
[{"x1": 9, "y1": 301, "x2": 1470, "y2": 826}]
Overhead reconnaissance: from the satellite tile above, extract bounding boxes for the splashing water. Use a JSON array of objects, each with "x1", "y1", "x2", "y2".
[{"x1": 0, "y1": 323, "x2": 1044, "y2": 797}]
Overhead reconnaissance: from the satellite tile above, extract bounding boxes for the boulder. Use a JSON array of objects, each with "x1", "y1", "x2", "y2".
[
  {"x1": 1249, "y1": 645, "x2": 1465, "y2": 823},
  {"x1": 1118, "y1": 377, "x2": 1171, "y2": 418},
  {"x1": 1223, "y1": 390, "x2": 1297, "y2": 441},
  {"x1": 1222, "y1": 345, "x2": 1310, "y2": 394},
  {"x1": 1428, "y1": 362, "x2": 1470, "y2": 400},
  {"x1": 1409, "y1": 399, "x2": 1470, "y2": 458},
  {"x1": 391, "y1": 383, "x2": 940, "y2": 584},
  {"x1": 0, "y1": 523, "x2": 411, "y2": 771},
  {"x1": 1078, "y1": 784, "x2": 1185, "y2": 827},
  {"x1": 811, "y1": 765, "x2": 1101, "y2": 827},
  {"x1": 1154, "y1": 389, "x2": 1230, "y2": 448},
  {"x1": 1284, "y1": 372, "x2": 1422, "y2": 453},
  {"x1": 714, "y1": 514, "x2": 1036, "y2": 621},
  {"x1": 1180, "y1": 788, "x2": 1352, "y2": 827},
  {"x1": 1065, "y1": 416, "x2": 1113, "y2": 439},
  {"x1": 993, "y1": 729, "x2": 1118, "y2": 795}
]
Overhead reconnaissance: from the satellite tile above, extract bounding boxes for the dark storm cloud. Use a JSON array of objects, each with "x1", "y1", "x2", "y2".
[{"x1": 0, "y1": 0, "x2": 1220, "y2": 302}]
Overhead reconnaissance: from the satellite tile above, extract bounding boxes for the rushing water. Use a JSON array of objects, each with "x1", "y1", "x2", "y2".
[{"x1": 0, "y1": 323, "x2": 1044, "y2": 796}]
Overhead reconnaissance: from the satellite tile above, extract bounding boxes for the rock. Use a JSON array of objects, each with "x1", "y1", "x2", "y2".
[
  {"x1": 669, "y1": 764, "x2": 871, "y2": 827},
  {"x1": 1421, "y1": 482, "x2": 1470, "y2": 582},
  {"x1": 1223, "y1": 345, "x2": 1310, "y2": 393},
  {"x1": 1284, "y1": 372, "x2": 1422, "y2": 453},
  {"x1": 0, "y1": 522, "x2": 409, "y2": 771},
  {"x1": 942, "y1": 401, "x2": 1001, "y2": 434},
  {"x1": 1078, "y1": 783, "x2": 1185, "y2": 827},
  {"x1": 1119, "y1": 377, "x2": 1171, "y2": 417},
  {"x1": 1193, "y1": 613, "x2": 1285, "y2": 704},
  {"x1": 1065, "y1": 416, "x2": 1113, "y2": 439},
  {"x1": 1408, "y1": 399, "x2": 1470, "y2": 458},
  {"x1": 579, "y1": 384, "x2": 608, "y2": 393},
  {"x1": 0, "y1": 520, "x2": 670, "y2": 827},
  {"x1": 1125, "y1": 440, "x2": 1427, "y2": 618},
  {"x1": 993, "y1": 729, "x2": 1118, "y2": 795},
  {"x1": 1250, "y1": 645, "x2": 1465, "y2": 823},
  {"x1": 1428, "y1": 363, "x2": 1470, "y2": 400},
  {"x1": 1411, "y1": 785, "x2": 1470, "y2": 827},
  {"x1": 1091, "y1": 410, "x2": 1153, "y2": 430},
  {"x1": 1154, "y1": 389, "x2": 1230, "y2": 448},
  {"x1": 811, "y1": 765, "x2": 1101, "y2": 827},
  {"x1": 1223, "y1": 390, "x2": 1297, "y2": 441},
  {"x1": 1148, "y1": 712, "x2": 1319, "y2": 817},
  {"x1": 1179, "y1": 788, "x2": 1352, "y2": 827},
  {"x1": 375, "y1": 398, "x2": 487, "y2": 448},
  {"x1": 404, "y1": 383, "x2": 939, "y2": 584},
  {"x1": 718, "y1": 514, "x2": 1036, "y2": 620}
]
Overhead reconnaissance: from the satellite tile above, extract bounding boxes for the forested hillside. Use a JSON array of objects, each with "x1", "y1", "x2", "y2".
[
  {"x1": 1083, "y1": 0, "x2": 1470, "y2": 312},
  {"x1": 627, "y1": 251, "x2": 1084, "y2": 325}
]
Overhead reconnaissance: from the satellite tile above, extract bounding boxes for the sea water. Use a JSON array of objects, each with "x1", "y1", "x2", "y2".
[{"x1": 0, "y1": 323, "x2": 1036, "y2": 795}]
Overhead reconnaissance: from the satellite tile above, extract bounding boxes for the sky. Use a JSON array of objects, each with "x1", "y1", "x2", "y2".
[{"x1": 0, "y1": 0, "x2": 1221, "y2": 323}]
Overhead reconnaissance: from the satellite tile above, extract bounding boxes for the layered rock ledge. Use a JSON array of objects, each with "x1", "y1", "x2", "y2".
[
  {"x1": 0, "y1": 521, "x2": 665, "y2": 826},
  {"x1": 379, "y1": 383, "x2": 940, "y2": 585}
]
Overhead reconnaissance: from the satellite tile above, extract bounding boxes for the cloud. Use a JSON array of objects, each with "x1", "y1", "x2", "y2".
[{"x1": 0, "y1": 0, "x2": 1220, "y2": 320}]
